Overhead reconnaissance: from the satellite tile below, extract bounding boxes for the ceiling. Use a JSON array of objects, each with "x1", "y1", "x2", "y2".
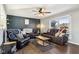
[{"x1": 5, "y1": 4, "x2": 79, "y2": 19}]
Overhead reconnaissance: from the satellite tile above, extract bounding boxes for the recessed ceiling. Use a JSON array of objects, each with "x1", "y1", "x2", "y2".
[{"x1": 5, "y1": 4, "x2": 79, "y2": 19}]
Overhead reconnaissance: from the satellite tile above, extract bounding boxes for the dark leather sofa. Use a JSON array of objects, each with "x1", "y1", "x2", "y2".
[
  {"x1": 30, "y1": 28, "x2": 39, "y2": 39},
  {"x1": 42, "y1": 29, "x2": 68, "y2": 45},
  {"x1": 7, "y1": 29, "x2": 30, "y2": 49}
]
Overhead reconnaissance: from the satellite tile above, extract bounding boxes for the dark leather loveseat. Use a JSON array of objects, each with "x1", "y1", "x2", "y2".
[
  {"x1": 42, "y1": 29, "x2": 68, "y2": 45},
  {"x1": 7, "y1": 29, "x2": 30, "y2": 49}
]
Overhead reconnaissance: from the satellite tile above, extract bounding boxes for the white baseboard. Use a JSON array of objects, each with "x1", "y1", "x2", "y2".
[{"x1": 68, "y1": 41, "x2": 79, "y2": 45}]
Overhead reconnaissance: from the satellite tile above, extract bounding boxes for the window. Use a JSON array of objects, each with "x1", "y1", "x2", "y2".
[
  {"x1": 59, "y1": 16, "x2": 69, "y2": 24},
  {"x1": 25, "y1": 19, "x2": 29, "y2": 25}
]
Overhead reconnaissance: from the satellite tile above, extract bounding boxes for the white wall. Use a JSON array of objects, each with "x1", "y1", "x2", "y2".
[
  {"x1": 0, "y1": 4, "x2": 7, "y2": 46},
  {"x1": 70, "y1": 10, "x2": 79, "y2": 45},
  {"x1": 40, "y1": 9, "x2": 79, "y2": 45}
]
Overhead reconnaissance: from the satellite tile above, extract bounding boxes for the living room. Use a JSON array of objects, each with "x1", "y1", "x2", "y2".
[{"x1": 0, "y1": 4, "x2": 79, "y2": 54}]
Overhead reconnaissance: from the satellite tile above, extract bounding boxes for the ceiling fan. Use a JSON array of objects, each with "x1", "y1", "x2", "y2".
[{"x1": 32, "y1": 8, "x2": 51, "y2": 16}]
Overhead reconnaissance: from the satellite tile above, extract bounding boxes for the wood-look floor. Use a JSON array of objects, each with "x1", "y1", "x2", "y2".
[{"x1": 16, "y1": 42, "x2": 79, "y2": 54}]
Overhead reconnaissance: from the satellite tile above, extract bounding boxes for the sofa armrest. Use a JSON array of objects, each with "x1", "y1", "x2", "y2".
[{"x1": 3, "y1": 41, "x2": 16, "y2": 45}]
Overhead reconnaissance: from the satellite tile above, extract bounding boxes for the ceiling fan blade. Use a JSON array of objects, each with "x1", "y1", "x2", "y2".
[
  {"x1": 39, "y1": 8, "x2": 42, "y2": 12},
  {"x1": 34, "y1": 13, "x2": 40, "y2": 15},
  {"x1": 43, "y1": 12, "x2": 51, "y2": 13}
]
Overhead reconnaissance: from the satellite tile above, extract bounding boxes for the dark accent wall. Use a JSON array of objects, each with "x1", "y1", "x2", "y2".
[{"x1": 7, "y1": 15, "x2": 40, "y2": 29}]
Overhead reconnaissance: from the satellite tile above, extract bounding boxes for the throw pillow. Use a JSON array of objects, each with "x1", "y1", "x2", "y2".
[{"x1": 17, "y1": 33, "x2": 24, "y2": 39}]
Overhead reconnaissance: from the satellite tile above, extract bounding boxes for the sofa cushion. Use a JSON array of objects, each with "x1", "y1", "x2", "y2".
[
  {"x1": 17, "y1": 33, "x2": 24, "y2": 39},
  {"x1": 50, "y1": 29, "x2": 58, "y2": 36}
]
